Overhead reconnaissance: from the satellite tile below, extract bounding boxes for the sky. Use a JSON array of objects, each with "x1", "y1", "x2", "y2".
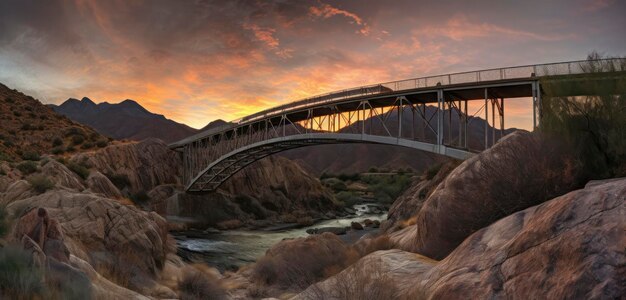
[{"x1": 0, "y1": 0, "x2": 624, "y2": 130}]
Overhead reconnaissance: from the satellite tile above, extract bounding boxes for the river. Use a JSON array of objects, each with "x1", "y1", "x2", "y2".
[{"x1": 174, "y1": 206, "x2": 387, "y2": 271}]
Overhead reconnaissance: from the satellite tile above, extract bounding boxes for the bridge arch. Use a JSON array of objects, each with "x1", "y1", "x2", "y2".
[{"x1": 185, "y1": 133, "x2": 472, "y2": 192}]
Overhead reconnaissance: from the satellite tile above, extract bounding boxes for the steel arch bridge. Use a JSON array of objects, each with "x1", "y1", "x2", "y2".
[{"x1": 170, "y1": 58, "x2": 625, "y2": 193}]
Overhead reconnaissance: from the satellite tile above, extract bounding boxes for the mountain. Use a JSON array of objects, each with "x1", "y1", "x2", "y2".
[
  {"x1": 0, "y1": 83, "x2": 110, "y2": 161},
  {"x1": 50, "y1": 97, "x2": 198, "y2": 143}
]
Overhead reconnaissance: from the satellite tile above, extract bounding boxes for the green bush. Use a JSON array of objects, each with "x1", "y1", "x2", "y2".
[
  {"x1": 71, "y1": 135, "x2": 85, "y2": 145},
  {"x1": 3, "y1": 140, "x2": 14, "y2": 147},
  {"x1": 67, "y1": 162, "x2": 90, "y2": 179},
  {"x1": 81, "y1": 142, "x2": 93, "y2": 149},
  {"x1": 0, "y1": 151, "x2": 13, "y2": 162},
  {"x1": 540, "y1": 53, "x2": 626, "y2": 178},
  {"x1": 96, "y1": 140, "x2": 108, "y2": 148},
  {"x1": 64, "y1": 127, "x2": 84, "y2": 137},
  {"x1": 130, "y1": 191, "x2": 150, "y2": 206},
  {"x1": 0, "y1": 246, "x2": 46, "y2": 299},
  {"x1": 107, "y1": 173, "x2": 130, "y2": 190},
  {"x1": 368, "y1": 167, "x2": 379, "y2": 173},
  {"x1": 21, "y1": 151, "x2": 40, "y2": 161},
  {"x1": 20, "y1": 123, "x2": 34, "y2": 130},
  {"x1": 27, "y1": 175, "x2": 54, "y2": 194},
  {"x1": 335, "y1": 191, "x2": 360, "y2": 207},
  {"x1": 51, "y1": 146, "x2": 65, "y2": 155},
  {"x1": 321, "y1": 178, "x2": 347, "y2": 191},
  {"x1": 16, "y1": 161, "x2": 37, "y2": 175},
  {"x1": 52, "y1": 137, "x2": 63, "y2": 147},
  {"x1": 0, "y1": 206, "x2": 7, "y2": 237},
  {"x1": 425, "y1": 163, "x2": 442, "y2": 180}
]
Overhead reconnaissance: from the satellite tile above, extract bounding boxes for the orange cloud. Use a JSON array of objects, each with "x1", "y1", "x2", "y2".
[{"x1": 309, "y1": 2, "x2": 371, "y2": 35}]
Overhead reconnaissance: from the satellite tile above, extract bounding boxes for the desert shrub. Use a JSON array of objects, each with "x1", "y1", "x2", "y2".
[
  {"x1": 52, "y1": 137, "x2": 63, "y2": 147},
  {"x1": 0, "y1": 246, "x2": 46, "y2": 299},
  {"x1": 368, "y1": 167, "x2": 378, "y2": 173},
  {"x1": 20, "y1": 123, "x2": 34, "y2": 130},
  {"x1": 0, "y1": 151, "x2": 13, "y2": 162},
  {"x1": 540, "y1": 53, "x2": 626, "y2": 179},
  {"x1": 252, "y1": 233, "x2": 359, "y2": 291},
  {"x1": 88, "y1": 132, "x2": 100, "y2": 141},
  {"x1": 107, "y1": 173, "x2": 130, "y2": 190},
  {"x1": 4, "y1": 97, "x2": 14, "y2": 103},
  {"x1": 16, "y1": 161, "x2": 37, "y2": 175},
  {"x1": 337, "y1": 173, "x2": 360, "y2": 181},
  {"x1": 21, "y1": 151, "x2": 40, "y2": 161},
  {"x1": 51, "y1": 146, "x2": 65, "y2": 155},
  {"x1": 322, "y1": 178, "x2": 347, "y2": 191},
  {"x1": 0, "y1": 206, "x2": 7, "y2": 237},
  {"x1": 352, "y1": 235, "x2": 394, "y2": 257},
  {"x1": 178, "y1": 269, "x2": 227, "y2": 300},
  {"x1": 96, "y1": 139, "x2": 108, "y2": 148},
  {"x1": 335, "y1": 191, "x2": 360, "y2": 207},
  {"x1": 65, "y1": 145, "x2": 75, "y2": 152},
  {"x1": 67, "y1": 162, "x2": 89, "y2": 179},
  {"x1": 13, "y1": 111, "x2": 22, "y2": 117},
  {"x1": 71, "y1": 135, "x2": 85, "y2": 145},
  {"x1": 81, "y1": 142, "x2": 93, "y2": 149},
  {"x1": 130, "y1": 191, "x2": 150, "y2": 206},
  {"x1": 0, "y1": 169, "x2": 5, "y2": 176},
  {"x1": 297, "y1": 216, "x2": 314, "y2": 226},
  {"x1": 304, "y1": 259, "x2": 397, "y2": 300},
  {"x1": 28, "y1": 175, "x2": 54, "y2": 194},
  {"x1": 3, "y1": 140, "x2": 14, "y2": 147},
  {"x1": 425, "y1": 163, "x2": 442, "y2": 180},
  {"x1": 64, "y1": 127, "x2": 84, "y2": 137}
]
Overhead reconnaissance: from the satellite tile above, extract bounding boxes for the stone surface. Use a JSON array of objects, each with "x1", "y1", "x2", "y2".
[
  {"x1": 73, "y1": 138, "x2": 181, "y2": 194},
  {"x1": 86, "y1": 171, "x2": 123, "y2": 199},
  {"x1": 6, "y1": 190, "x2": 169, "y2": 291},
  {"x1": 40, "y1": 160, "x2": 85, "y2": 191},
  {"x1": 299, "y1": 179, "x2": 626, "y2": 299},
  {"x1": 414, "y1": 131, "x2": 580, "y2": 259}
]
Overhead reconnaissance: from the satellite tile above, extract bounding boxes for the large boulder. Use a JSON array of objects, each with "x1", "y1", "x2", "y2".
[
  {"x1": 0, "y1": 179, "x2": 35, "y2": 206},
  {"x1": 86, "y1": 171, "x2": 123, "y2": 199},
  {"x1": 40, "y1": 160, "x2": 85, "y2": 191},
  {"x1": 6, "y1": 190, "x2": 170, "y2": 292},
  {"x1": 414, "y1": 131, "x2": 581, "y2": 259},
  {"x1": 73, "y1": 138, "x2": 181, "y2": 193},
  {"x1": 300, "y1": 178, "x2": 626, "y2": 299}
]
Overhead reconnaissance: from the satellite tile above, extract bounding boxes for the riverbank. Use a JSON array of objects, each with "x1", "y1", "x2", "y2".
[{"x1": 173, "y1": 212, "x2": 387, "y2": 271}]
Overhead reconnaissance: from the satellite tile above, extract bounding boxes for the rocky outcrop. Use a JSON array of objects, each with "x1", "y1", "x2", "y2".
[
  {"x1": 383, "y1": 161, "x2": 458, "y2": 232},
  {"x1": 0, "y1": 179, "x2": 35, "y2": 206},
  {"x1": 299, "y1": 178, "x2": 626, "y2": 299},
  {"x1": 86, "y1": 171, "x2": 123, "y2": 199},
  {"x1": 73, "y1": 138, "x2": 181, "y2": 194},
  {"x1": 41, "y1": 160, "x2": 86, "y2": 191},
  {"x1": 6, "y1": 190, "x2": 170, "y2": 293},
  {"x1": 413, "y1": 131, "x2": 581, "y2": 259}
]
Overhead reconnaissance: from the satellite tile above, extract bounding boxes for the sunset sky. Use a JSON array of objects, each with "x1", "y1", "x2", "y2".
[{"x1": 1, "y1": 0, "x2": 624, "y2": 129}]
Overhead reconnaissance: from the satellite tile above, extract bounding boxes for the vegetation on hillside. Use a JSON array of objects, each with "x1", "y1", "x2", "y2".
[{"x1": 540, "y1": 52, "x2": 626, "y2": 179}]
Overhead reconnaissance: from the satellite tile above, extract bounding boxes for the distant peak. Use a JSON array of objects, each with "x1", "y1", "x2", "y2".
[
  {"x1": 119, "y1": 99, "x2": 142, "y2": 107},
  {"x1": 81, "y1": 97, "x2": 96, "y2": 105}
]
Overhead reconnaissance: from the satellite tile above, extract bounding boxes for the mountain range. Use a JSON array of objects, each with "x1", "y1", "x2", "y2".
[
  {"x1": 49, "y1": 97, "x2": 198, "y2": 143},
  {"x1": 51, "y1": 96, "x2": 514, "y2": 174}
]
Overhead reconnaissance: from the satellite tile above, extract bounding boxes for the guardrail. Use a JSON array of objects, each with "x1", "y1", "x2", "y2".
[{"x1": 173, "y1": 58, "x2": 625, "y2": 147}]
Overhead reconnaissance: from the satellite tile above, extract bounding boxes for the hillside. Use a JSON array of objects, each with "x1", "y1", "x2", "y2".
[
  {"x1": 0, "y1": 83, "x2": 110, "y2": 161},
  {"x1": 50, "y1": 97, "x2": 198, "y2": 143}
]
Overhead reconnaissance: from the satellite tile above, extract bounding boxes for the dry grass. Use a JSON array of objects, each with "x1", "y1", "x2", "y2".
[
  {"x1": 178, "y1": 267, "x2": 227, "y2": 300},
  {"x1": 251, "y1": 233, "x2": 360, "y2": 291}
]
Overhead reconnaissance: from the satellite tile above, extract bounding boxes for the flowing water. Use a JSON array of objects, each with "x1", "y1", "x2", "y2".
[{"x1": 175, "y1": 206, "x2": 387, "y2": 271}]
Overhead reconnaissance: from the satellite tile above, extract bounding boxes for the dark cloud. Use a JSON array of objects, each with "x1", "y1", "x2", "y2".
[{"x1": 0, "y1": 0, "x2": 624, "y2": 129}]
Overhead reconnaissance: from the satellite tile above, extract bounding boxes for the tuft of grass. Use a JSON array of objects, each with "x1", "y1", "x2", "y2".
[
  {"x1": 27, "y1": 175, "x2": 54, "y2": 194},
  {"x1": 16, "y1": 161, "x2": 37, "y2": 175},
  {"x1": 66, "y1": 162, "x2": 90, "y2": 180},
  {"x1": 178, "y1": 269, "x2": 227, "y2": 300},
  {"x1": 130, "y1": 191, "x2": 150, "y2": 206},
  {"x1": 0, "y1": 246, "x2": 46, "y2": 299},
  {"x1": 21, "y1": 151, "x2": 40, "y2": 161}
]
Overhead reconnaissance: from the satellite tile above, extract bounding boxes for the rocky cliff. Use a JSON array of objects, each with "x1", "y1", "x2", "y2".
[{"x1": 299, "y1": 178, "x2": 625, "y2": 299}]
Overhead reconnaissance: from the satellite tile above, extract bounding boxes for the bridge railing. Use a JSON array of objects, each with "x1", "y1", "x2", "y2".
[{"x1": 173, "y1": 58, "x2": 624, "y2": 147}]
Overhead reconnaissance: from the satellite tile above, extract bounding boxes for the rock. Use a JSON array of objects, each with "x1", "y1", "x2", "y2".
[
  {"x1": 6, "y1": 190, "x2": 169, "y2": 292},
  {"x1": 384, "y1": 161, "x2": 457, "y2": 232},
  {"x1": 414, "y1": 131, "x2": 581, "y2": 259},
  {"x1": 216, "y1": 219, "x2": 243, "y2": 230},
  {"x1": 70, "y1": 255, "x2": 151, "y2": 300},
  {"x1": 300, "y1": 178, "x2": 626, "y2": 299},
  {"x1": 0, "y1": 179, "x2": 35, "y2": 206},
  {"x1": 344, "y1": 208, "x2": 356, "y2": 214},
  {"x1": 11, "y1": 207, "x2": 70, "y2": 263},
  {"x1": 350, "y1": 222, "x2": 364, "y2": 230},
  {"x1": 363, "y1": 219, "x2": 374, "y2": 227},
  {"x1": 86, "y1": 171, "x2": 123, "y2": 199},
  {"x1": 297, "y1": 216, "x2": 314, "y2": 226},
  {"x1": 372, "y1": 220, "x2": 380, "y2": 228},
  {"x1": 72, "y1": 138, "x2": 181, "y2": 194},
  {"x1": 306, "y1": 227, "x2": 347, "y2": 235},
  {"x1": 147, "y1": 184, "x2": 181, "y2": 214},
  {"x1": 41, "y1": 159, "x2": 85, "y2": 191}
]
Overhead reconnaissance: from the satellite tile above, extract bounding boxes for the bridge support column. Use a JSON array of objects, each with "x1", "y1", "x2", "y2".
[
  {"x1": 437, "y1": 89, "x2": 444, "y2": 153},
  {"x1": 484, "y1": 88, "x2": 489, "y2": 149}
]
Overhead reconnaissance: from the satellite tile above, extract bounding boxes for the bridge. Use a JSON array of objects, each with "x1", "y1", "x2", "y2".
[{"x1": 170, "y1": 58, "x2": 625, "y2": 193}]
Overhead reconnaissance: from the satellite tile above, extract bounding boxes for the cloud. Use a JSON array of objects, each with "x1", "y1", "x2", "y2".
[{"x1": 309, "y1": 2, "x2": 371, "y2": 35}]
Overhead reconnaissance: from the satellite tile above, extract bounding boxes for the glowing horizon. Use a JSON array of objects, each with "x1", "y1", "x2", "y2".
[{"x1": 0, "y1": 0, "x2": 624, "y2": 130}]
